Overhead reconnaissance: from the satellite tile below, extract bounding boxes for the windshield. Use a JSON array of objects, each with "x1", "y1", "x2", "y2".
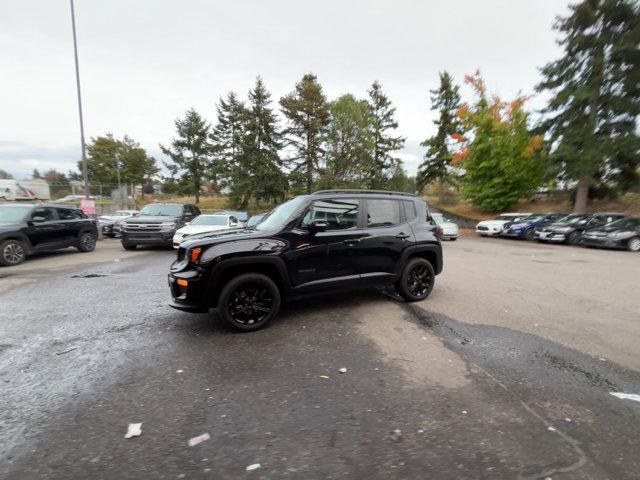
[
  {"x1": 496, "y1": 215, "x2": 519, "y2": 221},
  {"x1": 0, "y1": 205, "x2": 31, "y2": 223},
  {"x1": 139, "y1": 204, "x2": 182, "y2": 217},
  {"x1": 431, "y1": 213, "x2": 446, "y2": 224},
  {"x1": 191, "y1": 215, "x2": 227, "y2": 226},
  {"x1": 521, "y1": 214, "x2": 544, "y2": 222},
  {"x1": 254, "y1": 196, "x2": 309, "y2": 231},
  {"x1": 556, "y1": 214, "x2": 587, "y2": 225},
  {"x1": 247, "y1": 215, "x2": 263, "y2": 227}
]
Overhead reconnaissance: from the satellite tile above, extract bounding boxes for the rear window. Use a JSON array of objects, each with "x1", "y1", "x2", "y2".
[
  {"x1": 367, "y1": 199, "x2": 401, "y2": 228},
  {"x1": 403, "y1": 200, "x2": 417, "y2": 221}
]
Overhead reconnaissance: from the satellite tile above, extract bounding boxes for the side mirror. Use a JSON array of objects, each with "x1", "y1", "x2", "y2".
[
  {"x1": 309, "y1": 219, "x2": 328, "y2": 234},
  {"x1": 184, "y1": 222, "x2": 190, "y2": 226},
  {"x1": 31, "y1": 216, "x2": 46, "y2": 223}
]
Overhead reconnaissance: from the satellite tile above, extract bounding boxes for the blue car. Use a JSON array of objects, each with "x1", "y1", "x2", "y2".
[{"x1": 502, "y1": 212, "x2": 567, "y2": 240}]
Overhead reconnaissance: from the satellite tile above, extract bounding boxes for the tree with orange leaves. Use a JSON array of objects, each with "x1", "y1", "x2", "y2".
[{"x1": 452, "y1": 72, "x2": 545, "y2": 212}]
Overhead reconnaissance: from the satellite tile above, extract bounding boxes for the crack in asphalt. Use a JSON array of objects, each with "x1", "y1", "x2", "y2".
[{"x1": 398, "y1": 301, "x2": 590, "y2": 480}]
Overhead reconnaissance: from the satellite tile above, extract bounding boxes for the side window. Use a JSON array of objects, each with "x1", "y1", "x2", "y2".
[
  {"x1": 230, "y1": 216, "x2": 238, "y2": 224},
  {"x1": 57, "y1": 208, "x2": 79, "y2": 220},
  {"x1": 300, "y1": 198, "x2": 360, "y2": 231},
  {"x1": 588, "y1": 215, "x2": 602, "y2": 225},
  {"x1": 403, "y1": 200, "x2": 417, "y2": 222},
  {"x1": 194, "y1": 206, "x2": 201, "y2": 216},
  {"x1": 367, "y1": 199, "x2": 401, "y2": 228},
  {"x1": 32, "y1": 207, "x2": 56, "y2": 221}
]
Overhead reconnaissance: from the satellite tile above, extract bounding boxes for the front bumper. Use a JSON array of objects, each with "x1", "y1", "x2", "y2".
[
  {"x1": 535, "y1": 231, "x2": 566, "y2": 242},
  {"x1": 502, "y1": 229, "x2": 524, "y2": 238},
  {"x1": 476, "y1": 228, "x2": 501, "y2": 236},
  {"x1": 168, "y1": 267, "x2": 209, "y2": 313},
  {"x1": 123, "y1": 231, "x2": 175, "y2": 245}
]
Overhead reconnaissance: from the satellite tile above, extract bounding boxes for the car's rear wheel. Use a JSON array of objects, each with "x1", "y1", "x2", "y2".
[
  {"x1": 396, "y1": 258, "x2": 435, "y2": 302},
  {"x1": 567, "y1": 231, "x2": 581, "y2": 245},
  {"x1": 218, "y1": 273, "x2": 281, "y2": 331},
  {"x1": 77, "y1": 232, "x2": 97, "y2": 252},
  {"x1": 627, "y1": 237, "x2": 640, "y2": 252},
  {"x1": 121, "y1": 242, "x2": 137, "y2": 250},
  {"x1": 0, "y1": 239, "x2": 26, "y2": 267}
]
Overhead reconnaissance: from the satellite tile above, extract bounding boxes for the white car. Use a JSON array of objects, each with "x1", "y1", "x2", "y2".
[
  {"x1": 173, "y1": 214, "x2": 241, "y2": 248},
  {"x1": 432, "y1": 213, "x2": 459, "y2": 240},
  {"x1": 475, "y1": 213, "x2": 531, "y2": 237}
]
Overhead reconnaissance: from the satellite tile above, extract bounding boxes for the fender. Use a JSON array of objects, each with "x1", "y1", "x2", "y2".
[
  {"x1": 397, "y1": 244, "x2": 443, "y2": 276},
  {"x1": 0, "y1": 232, "x2": 34, "y2": 254}
]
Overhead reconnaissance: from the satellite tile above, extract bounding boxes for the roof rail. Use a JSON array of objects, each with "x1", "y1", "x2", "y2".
[{"x1": 312, "y1": 189, "x2": 416, "y2": 197}]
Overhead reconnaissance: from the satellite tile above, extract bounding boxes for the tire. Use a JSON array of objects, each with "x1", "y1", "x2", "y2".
[
  {"x1": 121, "y1": 242, "x2": 137, "y2": 251},
  {"x1": 524, "y1": 228, "x2": 535, "y2": 241},
  {"x1": 218, "y1": 273, "x2": 281, "y2": 331},
  {"x1": 567, "y1": 231, "x2": 581, "y2": 245},
  {"x1": 0, "y1": 239, "x2": 27, "y2": 267},
  {"x1": 628, "y1": 237, "x2": 640, "y2": 252},
  {"x1": 77, "y1": 232, "x2": 97, "y2": 252},
  {"x1": 395, "y1": 257, "x2": 435, "y2": 302}
]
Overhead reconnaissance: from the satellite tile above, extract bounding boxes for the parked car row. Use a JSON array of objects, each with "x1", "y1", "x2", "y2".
[{"x1": 476, "y1": 211, "x2": 640, "y2": 251}]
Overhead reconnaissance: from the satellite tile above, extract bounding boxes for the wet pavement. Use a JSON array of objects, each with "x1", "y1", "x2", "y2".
[{"x1": 1, "y1": 238, "x2": 639, "y2": 479}]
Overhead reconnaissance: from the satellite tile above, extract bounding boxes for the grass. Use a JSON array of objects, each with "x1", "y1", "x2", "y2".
[{"x1": 428, "y1": 192, "x2": 640, "y2": 221}]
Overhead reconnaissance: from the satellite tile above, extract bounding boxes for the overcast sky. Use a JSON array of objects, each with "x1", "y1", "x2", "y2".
[{"x1": 0, "y1": 0, "x2": 572, "y2": 180}]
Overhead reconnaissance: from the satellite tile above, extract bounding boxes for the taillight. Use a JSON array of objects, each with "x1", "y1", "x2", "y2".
[{"x1": 436, "y1": 226, "x2": 442, "y2": 237}]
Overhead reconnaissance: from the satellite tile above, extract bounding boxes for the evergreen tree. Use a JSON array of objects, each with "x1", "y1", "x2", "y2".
[
  {"x1": 240, "y1": 77, "x2": 287, "y2": 207},
  {"x1": 32, "y1": 169, "x2": 42, "y2": 180},
  {"x1": 367, "y1": 81, "x2": 405, "y2": 189},
  {"x1": 160, "y1": 109, "x2": 212, "y2": 204},
  {"x1": 280, "y1": 73, "x2": 331, "y2": 194},
  {"x1": 43, "y1": 169, "x2": 69, "y2": 185},
  {"x1": 417, "y1": 72, "x2": 462, "y2": 201},
  {"x1": 0, "y1": 169, "x2": 12, "y2": 179},
  {"x1": 322, "y1": 94, "x2": 374, "y2": 188},
  {"x1": 210, "y1": 92, "x2": 246, "y2": 194},
  {"x1": 537, "y1": 0, "x2": 640, "y2": 213}
]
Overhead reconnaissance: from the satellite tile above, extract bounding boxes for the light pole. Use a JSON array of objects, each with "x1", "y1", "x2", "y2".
[
  {"x1": 69, "y1": 0, "x2": 90, "y2": 198},
  {"x1": 115, "y1": 148, "x2": 123, "y2": 208}
]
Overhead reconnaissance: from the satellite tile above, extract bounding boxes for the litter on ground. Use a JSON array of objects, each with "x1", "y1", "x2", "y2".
[
  {"x1": 246, "y1": 463, "x2": 261, "y2": 471},
  {"x1": 188, "y1": 433, "x2": 210, "y2": 447},
  {"x1": 610, "y1": 392, "x2": 640, "y2": 402},
  {"x1": 124, "y1": 423, "x2": 142, "y2": 438}
]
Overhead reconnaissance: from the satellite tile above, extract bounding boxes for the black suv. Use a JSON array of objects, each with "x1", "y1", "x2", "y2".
[
  {"x1": 0, "y1": 203, "x2": 98, "y2": 266},
  {"x1": 168, "y1": 190, "x2": 443, "y2": 331},
  {"x1": 121, "y1": 203, "x2": 200, "y2": 250}
]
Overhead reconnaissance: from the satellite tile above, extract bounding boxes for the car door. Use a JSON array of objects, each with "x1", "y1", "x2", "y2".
[
  {"x1": 24, "y1": 207, "x2": 63, "y2": 249},
  {"x1": 286, "y1": 197, "x2": 364, "y2": 290},
  {"x1": 55, "y1": 207, "x2": 84, "y2": 245},
  {"x1": 353, "y1": 198, "x2": 414, "y2": 284}
]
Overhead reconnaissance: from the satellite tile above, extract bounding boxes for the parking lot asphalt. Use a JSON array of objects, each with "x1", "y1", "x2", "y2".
[{"x1": 1, "y1": 237, "x2": 639, "y2": 479}]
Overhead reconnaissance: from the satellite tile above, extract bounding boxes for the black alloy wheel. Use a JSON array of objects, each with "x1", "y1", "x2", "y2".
[
  {"x1": 524, "y1": 228, "x2": 535, "y2": 241},
  {"x1": 78, "y1": 232, "x2": 97, "y2": 252},
  {"x1": 628, "y1": 237, "x2": 640, "y2": 252},
  {"x1": 396, "y1": 257, "x2": 435, "y2": 302},
  {"x1": 219, "y1": 273, "x2": 281, "y2": 331},
  {"x1": 0, "y1": 239, "x2": 26, "y2": 267}
]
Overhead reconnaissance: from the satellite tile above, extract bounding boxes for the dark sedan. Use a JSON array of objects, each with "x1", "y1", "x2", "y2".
[
  {"x1": 581, "y1": 217, "x2": 640, "y2": 251},
  {"x1": 535, "y1": 212, "x2": 626, "y2": 245}
]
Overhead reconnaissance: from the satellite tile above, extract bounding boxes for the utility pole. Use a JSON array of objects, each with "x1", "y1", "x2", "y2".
[
  {"x1": 70, "y1": 0, "x2": 90, "y2": 198},
  {"x1": 115, "y1": 149, "x2": 123, "y2": 208}
]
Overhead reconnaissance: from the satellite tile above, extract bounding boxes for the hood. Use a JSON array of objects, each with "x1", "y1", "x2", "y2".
[
  {"x1": 125, "y1": 215, "x2": 179, "y2": 223},
  {"x1": 176, "y1": 224, "x2": 230, "y2": 235},
  {"x1": 0, "y1": 222, "x2": 22, "y2": 232},
  {"x1": 546, "y1": 222, "x2": 575, "y2": 232},
  {"x1": 181, "y1": 227, "x2": 265, "y2": 248},
  {"x1": 477, "y1": 219, "x2": 510, "y2": 227}
]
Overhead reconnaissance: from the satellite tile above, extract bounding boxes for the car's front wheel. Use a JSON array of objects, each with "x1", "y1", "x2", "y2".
[
  {"x1": 121, "y1": 242, "x2": 137, "y2": 251},
  {"x1": 218, "y1": 273, "x2": 281, "y2": 331},
  {"x1": 77, "y1": 232, "x2": 97, "y2": 252},
  {"x1": 567, "y1": 231, "x2": 581, "y2": 245},
  {"x1": 396, "y1": 258, "x2": 435, "y2": 302},
  {"x1": 0, "y1": 239, "x2": 26, "y2": 267},
  {"x1": 627, "y1": 237, "x2": 640, "y2": 252},
  {"x1": 524, "y1": 228, "x2": 535, "y2": 241}
]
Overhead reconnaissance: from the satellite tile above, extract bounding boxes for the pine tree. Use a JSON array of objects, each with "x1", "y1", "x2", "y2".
[
  {"x1": 322, "y1": 94, "x2": 374, "y2": 188},
  {"x1": 280, "y1": 73, "x2": 331, "y2": 194},
  {"x1": 537, "y1": 0, "x2": 640, "y2": 213},
  {"x1": 240, "y1": 77, "x2": 287, "y2": 207},
  {"x1": 160, "y1": 109, "x2": 212, "y2": 204},
  {"x1": 32, "y1": 169, "x2": 42, "y2": 180},
  {"x1": 211, "y1": 92, "x2": 248, "y2": 205},
  {"x1": 367, "y1": 81, "x2": 405, "y2": 189},
  {"x1": 417, "y1": 72, "x2": 462, "y2": 201}
]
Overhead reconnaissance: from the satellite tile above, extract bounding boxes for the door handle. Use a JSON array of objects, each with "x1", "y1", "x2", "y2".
[
  {"x1": 395, "y1": 233, "x2": 411, "y2": 240},
  {"x1": 343, "y1": 238, "x2": 361, "y2": 245}
]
